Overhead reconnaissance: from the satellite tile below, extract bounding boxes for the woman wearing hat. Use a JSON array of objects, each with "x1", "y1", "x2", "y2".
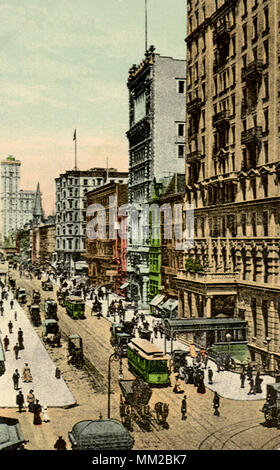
[{"x1": 26, "y1": 390, "x2": 35, "y2": 412}]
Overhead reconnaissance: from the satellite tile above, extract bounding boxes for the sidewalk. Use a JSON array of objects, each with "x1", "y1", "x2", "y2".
[{"x1": 0, "y1": 287, "x2": 76, "y2": 408}]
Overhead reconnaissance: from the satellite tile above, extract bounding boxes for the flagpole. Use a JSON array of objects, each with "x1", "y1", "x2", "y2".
[
  {"x1": 145, "y1": 0, "x2": 147, "y2": 52},
  {"x1": 73, "y1": 129, "x2": 78, "y2": 170}
]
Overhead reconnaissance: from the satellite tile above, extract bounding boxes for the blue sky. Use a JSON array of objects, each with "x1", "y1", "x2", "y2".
[{"x1": 0, "y1": 0, "x2": 186, "y2": 214}]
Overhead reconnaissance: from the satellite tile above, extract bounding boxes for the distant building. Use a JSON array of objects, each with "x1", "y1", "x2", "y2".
[
  {"x1": 0, "y1": 156, "x2": 36, "y2": 246},
  {"x1": 86, "y1": 182, "x2": 128, "y2": 292},
  {"x1": 55, "y1": 168, "x2": 128, "y2": 276},
  {"x1": 126, "y1": 46, "x2": 186, "y2": 308}
]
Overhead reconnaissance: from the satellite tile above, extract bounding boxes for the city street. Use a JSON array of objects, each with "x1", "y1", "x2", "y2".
[{"x1": 0, "y1": 266, "x2": 279, "y2": 450}]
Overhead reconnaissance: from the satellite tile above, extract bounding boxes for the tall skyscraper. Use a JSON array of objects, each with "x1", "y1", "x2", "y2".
[
  {"x1": 0, "y1": 156, "x2": 36, "y2": 245},
  {"x1": 126, "y1": 46, "x2": 186, "y2": 308}
]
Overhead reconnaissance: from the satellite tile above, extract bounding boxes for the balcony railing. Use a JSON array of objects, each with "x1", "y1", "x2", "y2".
[
  {"x1": 186, "y1": 150, "x2": 202, "y2": 163},
  {"x1": 187, "y1": 97, "x2": 202, "y2": 115},
  {"x1": 241, "y1": 126, "x2": 262, "y2": 145},
  {"x1": 212, "y1": 109, "x2": 230, "y2": 127},
  {"x1": 241, "y1": 60, "x2": 263, "y2": 82},
  {"x1": 213, "y1": 22, "x2": 231, "y2": 44}
]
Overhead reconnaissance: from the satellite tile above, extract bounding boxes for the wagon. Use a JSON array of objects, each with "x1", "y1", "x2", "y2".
[{"x1": 119, "y1": 378, "x2": 169, "y2": 432}]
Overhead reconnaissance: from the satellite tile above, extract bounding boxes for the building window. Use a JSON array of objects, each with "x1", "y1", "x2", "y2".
[
  {"x1": 262, "y1": 300, "x2": 268, "y2": 338},
  {"x1": 264, "y1": 141, "x2": 268, "y2": 163},
  {"x1": 252, "y1": 212, "x2": 257, "y2": 236},
  {"x1": 178, "y1": 123, "x2": 185, "y2": 137},
  {"x1": 263, "y1": 39, "x2": 269, "y2": 64},
  {"x1": 263, "y1": 73, "x2": 269, "y2": 100},
  {"x1": 251, "y1": 298, "x2": 257, "y2": 337},
  {"x1": 241, "y1": 213, "x2": 246, "y2": 236},
  {"x1": 264, "y1": 108, "x2": 269, "y2": 133},
  {"x1": 242, "y1": 0, "x2": 247, "y2": 16},
  {"x1": 242, "y1": 24, "x2": 247, "y2": 49},
  {"x1": 178, "y1": 145, "x2": 185, "y2": 158},
  {"x1": 263, "y1": 7, "x2": 269, "y2": 33},
  {"x1": 252, "y1": 16, "x2": 258, "y2": 41},
  {"x1": 263, "y1": 211, "x2": 268, "y2": 235},
  {"x1": 178, "y1": 80, "x2": 185, "y2": 94}
]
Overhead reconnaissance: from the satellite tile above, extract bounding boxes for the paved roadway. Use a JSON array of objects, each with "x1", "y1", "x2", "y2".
[{"x1": 1, "y1": 266, "x2": 280, "y2": 451}]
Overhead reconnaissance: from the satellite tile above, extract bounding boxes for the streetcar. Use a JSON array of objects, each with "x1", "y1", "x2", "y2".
[
  {"x1": 65, "y1": 295, "x2": 85, "y2": 319},
  {"x1": 126, "y1": 338, "x2": 171, "y2": 387},
  {"x1": 0, "y1": 336, "x2": 6, "y2": 376}
]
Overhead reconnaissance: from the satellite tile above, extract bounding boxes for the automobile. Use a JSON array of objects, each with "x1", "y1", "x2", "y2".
[
  {"x1": 15, "y1": 288, "x2": 27, "y2": 304},
  {"x1": 262, "y1": 383, "x2": 280, "y2": 428},
  {"x1": 28, "y1": 304, "x2": 41, "y2": 327},
  {"x1": 68, "y1": 334, "x2": 83, "y2": 368},
  {"x1": 42, "y1": 319, "x2": 61, "y2": 347}
]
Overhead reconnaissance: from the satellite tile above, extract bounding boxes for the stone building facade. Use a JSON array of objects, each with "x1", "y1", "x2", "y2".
[
  {"x1": 126, "y1": 46, "x2": 186, "y2": 308},
  {"x1": 85, "y1": 182, "x2": 128, "y2": 292},
  {"x1": 177, "y1": 0, "x2": 280, "y2": 369},
  {"x1": 0, "y1": 156, "x2": 36, "y2": 245},
  {"x1": 55, "y1": 168, "x2": 128, "y2": 276}
]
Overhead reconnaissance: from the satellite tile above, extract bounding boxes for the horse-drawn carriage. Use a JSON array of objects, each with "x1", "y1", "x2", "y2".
[{"x1": 119, "y1": 378, "x2": 169, "y2": 432}]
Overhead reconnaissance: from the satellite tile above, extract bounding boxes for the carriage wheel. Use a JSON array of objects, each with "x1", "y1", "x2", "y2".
[
  {"x1": 264, "y1": 409, "x2": 274, "y2": 426},
  {"x1": 277, "y1": 411, "x2": 280, "y2": 429}
]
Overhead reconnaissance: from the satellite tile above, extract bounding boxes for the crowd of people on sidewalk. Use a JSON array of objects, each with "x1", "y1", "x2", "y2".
[{"x1": 0, "y1": 280, "x2": 51, "y2": 427}]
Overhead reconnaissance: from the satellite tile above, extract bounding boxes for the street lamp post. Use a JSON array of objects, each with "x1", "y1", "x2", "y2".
[
  {"x1": 265, "y1": 337, "x2": 271, "y2": 371},
  {"x1": 107, "y1": 348, "x2": 123, "y2": 419},
  {"x1": 226, "y1": 333, "x2": 232, "y2": 357}
]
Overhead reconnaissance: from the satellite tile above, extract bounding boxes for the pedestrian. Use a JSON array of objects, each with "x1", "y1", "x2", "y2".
[
  {"x1": 18, "y1": 328, "x2": 24, "y2": 350},
  {"x1": 8, "y1": 320, "x2": 13, "y2": 334},
  {"x1": 26, "y1": 390, "x2": 35, "y2": 412},
  {"x1": 248, "y1": 378, "x2": 256, "y2": 395},
  {"x1": 153, "y1": 325, "x2": 158, "y2": 339},
  {"x1": 181, "y1": 395, "x2": 187, "y2": 420},
  {"x1": 213, "y1": 392, "x2": 220, "y2": 416},
  {"x1": 42, "y1": 405, "x2": 50, "y2": 422},
  {"x1": 197, "y1": 377, "x2": 206, "y2": 394},
  {"x1": 14, "y1": 311, "x2": 17, "y2": 321},
  {"x1": 240, "y1": 370, "x2": 246, "y2": 388},
  {"x1": 247, "y1": 363, "x2": 253, "y2": 380},
  {"x1": 22, "y1": 363, "x2": 33, "y2": 383},
  {"x1": 3, "y1": 335, "x2": 9, "y2": 351},
  {"x1": 33, "y1": 399, "x2": 42, "y2": 425},
  {"x1": 10, "y1": 299, "x2": 14, "y2": 309},
  {"x1": 204, "y1": 354, "x2": 209, "y2": 369},
  {"x1": 0, "y1": 306, "x2": 4, "y2": 316},
  {"x1": 255, "y1": 371, "x2": 263, "y2": 394},
  {"x1": 54, "y1": 436, "x2": 67, "y2": 450},
  {"x1": 208, "y1": 367, "x2": 213, "y2": 385},
  {"x1": 16, "y1": 390, "x2": 25, "y2": 413},
  {"x1": 12, "y1": 369, "x2": 20, "y2": 390},
  {"x1": 13, "y1": 343, "x2": 20, "y2": 360}
]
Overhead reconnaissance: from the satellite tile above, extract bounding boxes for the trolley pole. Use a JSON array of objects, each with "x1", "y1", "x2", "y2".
[{"x1": 107, "y1": 349, "x2": 123, "y2": 419}]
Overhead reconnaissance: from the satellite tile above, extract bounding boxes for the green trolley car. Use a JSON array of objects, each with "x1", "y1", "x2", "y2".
[
  {"x1": 127, "y1": 338, "x2": 170, "y2": 387},
  {"x1": 65, "y1": 295, "x2": 85, "y2": 319}
]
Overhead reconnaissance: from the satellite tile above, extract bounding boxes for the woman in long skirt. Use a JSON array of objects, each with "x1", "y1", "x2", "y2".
[{"x1": 33, "y1": 400, "x2": 42, "y2": 425}]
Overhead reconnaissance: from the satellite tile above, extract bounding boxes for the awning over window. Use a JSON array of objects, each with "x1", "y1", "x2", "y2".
[
  {"x1": 120, "y1": 283, "x2": 129, "y2": 290},
  {"x1": 150, "y1": 294, "x2": 165, "y2": 307},
  {"x1": 161, "y1": 299, "x2": 178, "y2": 311}
]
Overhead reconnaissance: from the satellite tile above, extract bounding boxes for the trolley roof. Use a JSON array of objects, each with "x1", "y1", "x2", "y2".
[
  {"x1": 66, "y1": 295, "x2": 84, "y2": 303},
  {"x1": 128, "y1": 338, "x2": 169, "y2": 361}
]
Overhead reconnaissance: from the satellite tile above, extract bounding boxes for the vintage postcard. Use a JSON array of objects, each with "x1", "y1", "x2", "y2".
[{"x1": 0, "y1": 0, "x2": 278, "y2": 460}]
